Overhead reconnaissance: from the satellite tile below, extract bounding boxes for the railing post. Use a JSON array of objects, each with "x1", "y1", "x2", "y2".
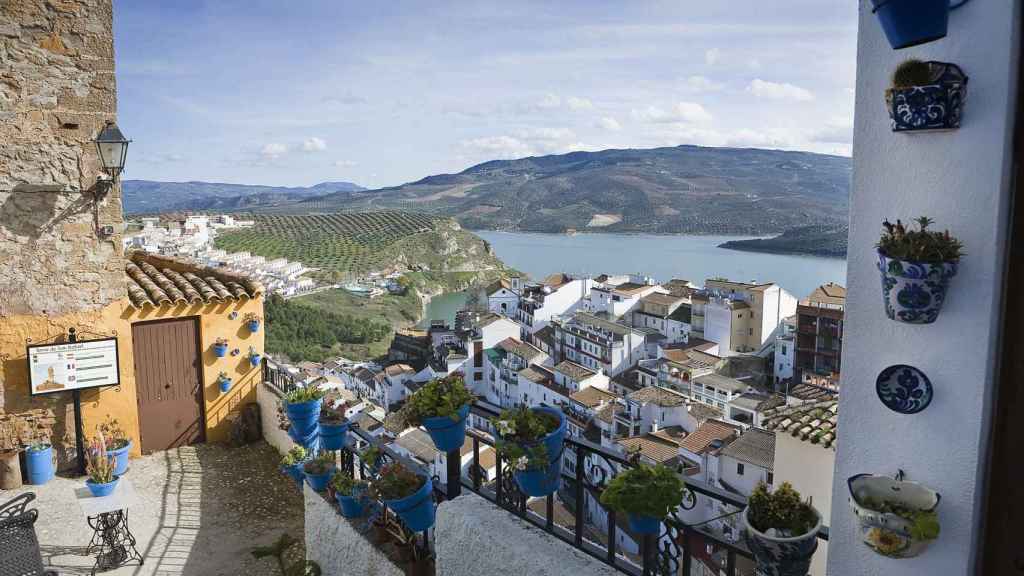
[
  {"x1": 574, "y1": 444, "x2": 585, "y2": 547},
  {"x1": 472, "y1": 437, "x2": 481, "y2": 491},
  {"x1": 446, "y1": 447, "x2": 461, "y2": 499}
]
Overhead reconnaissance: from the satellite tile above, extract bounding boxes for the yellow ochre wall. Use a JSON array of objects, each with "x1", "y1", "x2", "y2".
[{"x1": 0, "y1": 294, "x2": 264, "y2": 460}]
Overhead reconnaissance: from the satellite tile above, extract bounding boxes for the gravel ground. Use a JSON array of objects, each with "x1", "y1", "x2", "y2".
[{"x1": 2, "y1": 442, "x2": 304, "y2": 576}]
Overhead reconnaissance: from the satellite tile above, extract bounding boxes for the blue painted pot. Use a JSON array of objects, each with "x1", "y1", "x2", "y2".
[
  {"x1": 281, "y1": 463, "x2": 304, "y2": 486},
  {"x1": 287, "y1": 425, "x2": 320, "y2": 452},
  {"x1": 871, "y1": 0, "x2": 956, "y2": 50},
  {"x1": 319, "y1": 420, "x2": 350, "y2": 451},
  {"x1": 213, "y1": 342, "x2": 229, "y2": 357},
  {"x1": 510, "y1": 407, "x2": 566, "y2": 497},
  {"x1": 336, "y1": 493, "x2": 365, "y2": 518},
  {"x1": 304, "y1": 466, "x2": 334, "y2": 492},
  {"x1": 25, "y1": 445, "x2": 54, "y2": 485},
  {"x1": 878, "y1": 250, "x2": 958, "y2": 324},
  {"x1": 743, "y1": 506, "x2": 821, "y2": 576},
  {"x1": 285, "y1": 398, "x2": 323, "y2": 436},
  {"x1": 422, "y1": 404, "x2": 469, "y2": 452},
  {"x1": 384, "y1": 476, "x2": 435, "y2": 531},
  {"x1": 86, "y1": 476, "x2": 120, "y2": 497},
  {"x1": 107, "y1": 440, "x2": 132, "y2": 477},
  {"x1": 627, "y1": 513, "x2": 662, "y2": 535},
  {"x1": 248, "y1": 320, "x2": 261, "y2": 333},
  {"x1": 219, "y1": 378, "x2": 232, "y2": 394},
  {"x1": 249, "y1": 354, "x2": 262, "y2": 368}
]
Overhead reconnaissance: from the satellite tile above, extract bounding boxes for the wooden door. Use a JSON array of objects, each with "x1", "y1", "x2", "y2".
[{"x1": 132, "y1": 318, "x2": 205, "y2": 453}]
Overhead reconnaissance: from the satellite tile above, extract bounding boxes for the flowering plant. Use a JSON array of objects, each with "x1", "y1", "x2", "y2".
[
  {"x1": 491, "y1": 406, "x2": 559, "y2": 471},
  {"x1": 98, "y1": 416, "x2": 129, "y2": 450},
  {"x1": 303, "y1": 451, "x2": 335, "y2": 475},
  {"x1": 371, "y1": 462, "x2": 425, "y2": 501},
  {"x1": 401, "y1": 373, "x2": 473, "y2": 426},
  {"x1": 85, "y1": 431, "x2": 117, "y2": 484},
  {"x1": 280, "y1": 446, "x2": 307, "y2": 466},
  {"x1": 320, "y1": 402, "x2": 348, "y2": 425},
  {"x1": 331, "y1": 471, "x2": 368, "y2": 497},
  {"x1": 877, "y1": 217, "x2": 963, "y2": 263}
]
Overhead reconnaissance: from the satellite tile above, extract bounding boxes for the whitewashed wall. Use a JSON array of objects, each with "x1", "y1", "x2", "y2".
[
  {"x1": 258, "y1": 384, "x2": 293, "y2": 455},
  {"x1": 830, "y1": 2, "x2": 1018, "y2": 575}
]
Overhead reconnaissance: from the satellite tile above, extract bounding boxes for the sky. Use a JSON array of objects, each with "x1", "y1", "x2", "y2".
[{"x1": 114, "y1": 1, "x2": 858, "y2": 189}]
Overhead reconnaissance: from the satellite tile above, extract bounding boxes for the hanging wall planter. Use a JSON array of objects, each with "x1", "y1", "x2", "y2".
[
  {"x1": 248, "y1": 347, "x2": 262, "y2": 368},
  {"x1": 403, "y1": 374, "x2": 474, "y2": 452},
  {"x1": 217, "y1": 372, "x2": 232, "y2": 394},
  {"x1": 493, "y1": 406, "x2": 566, "y2": 497},
  {"x1": 877, "y1": 217, "x2": 962, "y2": 324},
  {"x1": 213, "y1": 338, "x2": 229, "y2": 358},
  {"x1": 886, "y1": 60, "x2": 967, "y2": 132},
  {"x1": 848, "y1": 474, "x2": 941, "y2": 558},
  {"x1": 246, "y1": 313, "x2": 261, "y2": 333},
  {"x1": 871, "y1": 0, "x2": 970, "y2": 50}
]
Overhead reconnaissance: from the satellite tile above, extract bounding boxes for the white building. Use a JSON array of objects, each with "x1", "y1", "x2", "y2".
[
  {"x1": 515, "y1": 274, "x2": 593, "y2": 337},
  {"x1": 774, "y1": 315, "x2": 797, "y2": 388},
  {"x1": 552, "y1": 311, "x2": 648, "y2": 377},
  {"x1": 485, "y1": 276, "x2": 523, "y2": 317}
]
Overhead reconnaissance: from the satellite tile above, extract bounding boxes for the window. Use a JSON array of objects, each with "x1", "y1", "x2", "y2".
[
  {"x1": 749, "y1": 328, "x2": 754, "y2": 336},
  {"x1": 737, "y1": 463, "x2": 745, "y2": 476},
  {"x1": 781, "y1": 347, "x2": 787, "y2": 356},
  {"x1": 767, "y1": 472, "x2": 774, "y2": 485}
]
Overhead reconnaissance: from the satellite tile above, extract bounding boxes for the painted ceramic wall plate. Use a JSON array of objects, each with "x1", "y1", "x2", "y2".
[{"x1": 876, "y1": 365, "x2": 932, "y2": 414}]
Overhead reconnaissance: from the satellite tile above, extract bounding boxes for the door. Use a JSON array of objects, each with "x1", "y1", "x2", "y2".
[{"x1": 132, "y1": 318, "x2": 205, "y2": 453}]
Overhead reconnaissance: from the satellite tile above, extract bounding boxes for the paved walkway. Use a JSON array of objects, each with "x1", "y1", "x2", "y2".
[{"x1": 2, "y1": 442, "x2": 304, "y2": 576}]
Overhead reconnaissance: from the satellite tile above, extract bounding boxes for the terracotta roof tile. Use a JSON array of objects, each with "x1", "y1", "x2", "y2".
[
  {"x1": 679, "y1": 419, "x2": 741, "y2": 455},
  {"x1": 553, "y1": 360, "x2": 596, "y2": 381},
  {"x1": 126, "y1": 252, "x2": 263, "y2": 309},
  {"x1": 762, "y1": 399, "x2": 839, "y2": 449},
  {"x1": 627, "y1": 386, "x2": 688, "y2": 407},
  {"x1": 719, "y1": 428, "x2": 775, "y2": 470},
  {"x1": 569, "y1": 386, "x2": 619, "y2": 408}
]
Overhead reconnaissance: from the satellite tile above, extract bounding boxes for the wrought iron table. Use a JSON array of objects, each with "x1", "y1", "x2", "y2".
[{"x1": 74, "y1": 479, "x2": 144, "y2": 574}]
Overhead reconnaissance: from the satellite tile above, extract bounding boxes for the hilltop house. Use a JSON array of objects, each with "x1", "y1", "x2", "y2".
[
  {"x1": 515, "y1": 273, "x2": 593, "y2": 337},
  {"x1": 693, "y1": 279, "x2": 797, "y2": 357},
  {"x1": 551, "y1": 311, "x2": 649, "y2": 376}
]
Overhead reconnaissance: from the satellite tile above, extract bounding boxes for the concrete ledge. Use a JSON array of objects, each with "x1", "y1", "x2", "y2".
[
  {"x1": 435, "y1": 492, "x2": 621, "y2": 576},
  {"x1": 304, "y1": 485, "x2": 403, "y2": 576}
]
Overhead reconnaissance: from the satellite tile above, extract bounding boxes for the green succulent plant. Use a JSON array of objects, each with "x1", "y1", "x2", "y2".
[
  {"x1": 330, "y1": 471, "x2": 368, "y2": 497},
  {"x1": 371, "y1": 461, "x2": 425, "y2": 500},
  {"x1": 401, "y1": 373, "x2": 474, "y2": 426},
  {"x1": 302, "y1": 451, "x2": 335, "y2": 475},
  {"x1": 283, "y1": 384, "x2": 326, "y2": 404},
  {"x1": 599, "y1": 464, "x2": 686, "y2": 519},
  {"x1": 746, "y1": 481, "x2": 818, "y2": 537},
  {"x1": 877, "y1": 217, "x2": 963, "y2": 263},
  {"x1": 892, "y1": 59, "x2": 933, "y2": 88},
  {"x1": 281, "y1": 446, "x2": 307, "y2": 466}
]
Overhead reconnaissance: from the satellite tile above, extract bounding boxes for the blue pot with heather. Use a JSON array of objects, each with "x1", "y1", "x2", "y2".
[
  {"x1": 743, "y1": 482, "x2": 822, "y2": 576},
  {"x1": 283, "y1": 385, "x2": 326, "y2": 436},
  {"x1": 303, "y1": 453, "x2": 335, "y2": 492},
  {"x1": 871, "y1": 0, "x2": 962, "y2": 50},
  {"x1": 375, "y1": 463, "x2": 435, "y2": 531},
  {"x1": 280, "y1": 446, "x2": 307, "y2": 486},
  {"x1": 319, "y1": 403, "x2": 350, "y2": 451},
  {"x1": 600, "y1": 464, "x2": 686, "y2": 536},
  {"x1": 247, "y1": 318, "x2": 261, "y2": 333},
  {"x1": 877, "y1": 217, "x2": 962, "y2": 324},
  {"x1": 403, "y1": 374, "x2": 473, "y2": 453},
  {"x1": 25, "y1": 443, "x2": 54, "y2": 485},
  {"x1": 494, "y1": 405, "x2": 566, "y2": 497},
  {"x1": 249, "y1": 352, "x2": 262, "y2": 368},
  {"x1": 332, "y1": 473, "x2": 368, "y2": 519},
  {"x1": 86, "y1": 477, "x2": 120, "y2": 497},
  {"x1": 213, "y1": 339, "x2": 229, "y2": 357}
]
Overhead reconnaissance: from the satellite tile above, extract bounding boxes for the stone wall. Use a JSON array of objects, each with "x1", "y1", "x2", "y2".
[
  {"x1": 0, "y1": 0, "x2": 126, "y2": 317},
  {"x1": 303, "y1": 485, "x2": 404, "y2": 576}
]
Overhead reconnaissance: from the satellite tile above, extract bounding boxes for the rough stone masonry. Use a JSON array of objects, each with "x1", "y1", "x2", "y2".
[{"x1": 0, "y1": 0, "x2": 127, "y2": 317}]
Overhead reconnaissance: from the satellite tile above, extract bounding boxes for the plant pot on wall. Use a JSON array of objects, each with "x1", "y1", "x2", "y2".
[
  {"x1": 848, "y1": 474, "x2": 941, "y2": 558},
  {"x1": 213, "y1": 341, "x2": 229, "y2": 357},
  {"x1": 878, "y1": 250, "x2": 958, "y2": 323},
  {"x1": 886, "y1": 61, "x2": 967, "y2": 132},
  {"x1": 871, "y1": 0, "x2": 970, "y2": 50}
]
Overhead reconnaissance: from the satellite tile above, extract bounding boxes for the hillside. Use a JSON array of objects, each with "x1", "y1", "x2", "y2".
[
  {"x1": 276, "y1": 145, "x2": 851, "y2": 236},
  {"x1": 718, "y1": 224, "x2": 849, "y2": 258},
  {"x1": 122, "y1": 180, "x2": 364, "y2": 214}
]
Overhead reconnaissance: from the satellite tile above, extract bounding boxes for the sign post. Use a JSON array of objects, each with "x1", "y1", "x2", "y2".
[{"x1": 68, "y1": 328, "x2": 86, "y2": 475}]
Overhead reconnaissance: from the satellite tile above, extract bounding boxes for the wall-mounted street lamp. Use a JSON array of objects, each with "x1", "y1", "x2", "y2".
[{"x1": 94, "y1": 120, "x2": 130, "y2": 181}]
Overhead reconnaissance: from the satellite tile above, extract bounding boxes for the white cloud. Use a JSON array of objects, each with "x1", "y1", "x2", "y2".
[
  {"x1": 515, "y1": 127, "x2": 576, "y2": 141},
  {"x1": 260, "y1": 142, "x2": 288, "y2": 160},
  {"x1": 631, "y1": 101, "x2": 712, "y2": 124},
  {"x1": 333, "y1": 159, "x2": 358, "y2": 167},
  {"x1": 566, "y1": 96, "x2": 594, "y2": 110},
  {"x1": 596, "y1": 116, "x2": 622, "y2": 131},
  {"x1": 461, "y1": 135, "x2": 535, "y2": 159},
  {"x1": 747, "y1": 79, "x2": 815, "y2": 102},
  {"x1": 536, "y1": 93, "x2": 561, "y2": 109},
  {"x1": 681, "y1": 75, "x2": 724, "y2": 93},
  {"x1": 811, "y1": 117, "x2": 854, "y2": 144},
  {"x1": 302, "y1": 137, "x2": 327, "y2": 152},
  {"x1": 748, "y1": 58, "x2": 762, "y2": 70},
  {"x1": 704, "y1": 48, "x2": 721, "y2": 66}
]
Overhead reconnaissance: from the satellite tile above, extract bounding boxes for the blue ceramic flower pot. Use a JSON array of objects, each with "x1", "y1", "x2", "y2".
[
  {"x1": 219, "y1": 378, "x2": 232, "y2": 393},
  {"x1": 872, "y1": 0, "x2": 952, "y2": 50},
  {"x1": 213, "y1": 343, "x2": 229, "y2": 357},
  {"x1": 319, "y1": 420, "x2": 350, "y2": 451},
  {"x1": 511, "y1": 407, "x2": 566, "y2": 497},
  {"x1": 108, "y1": 441, "x2": 132, "y2": 477},
  {"x1": 384, "y1": 476, "x2": 435, "y2": 531},
  {"x1": 249, "y1": 354, "x2": 262, "y2": 368},
  {"x1": 281, "y1": 463, "x2": 304, "y2": 486},
  {"x1": 627, "y1": 513, "x2": 662, "y2": 535},
  {"x1": 422, "y1": 404, "x2": 469, "y2": 452},
  {"x1": 285, "y1": 398, "x2": 323, "y2": 436},
  {"x1": 248, "y1": 320, "x2": 261, "y2": 333},
  {"x1": 287, "y1": 425, "x2": 320, "y2": 452},
  {"x1": 25, "y1": 445, "x2": 54, "y2": 485},
  {"x1": 878, "y1": 250, "x2": 958, "y2": 324},
  {"x1": 336, "y1": 493, "x2": 365, "y2": 518},
  {"x1": 86, "y1": 476, "x2": 120, "y2": 497},
  {"x1": 304, "y1": 467, "x2": 334, "y2": 492}
]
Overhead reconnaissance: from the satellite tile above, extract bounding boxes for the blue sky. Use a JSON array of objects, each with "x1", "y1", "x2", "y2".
[{"x1": 115, "y1": 1, "x2": 857, "y2": 188}]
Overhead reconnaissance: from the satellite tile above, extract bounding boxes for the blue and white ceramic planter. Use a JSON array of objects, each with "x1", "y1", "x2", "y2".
[
  {"x1": 878, "y1": 250, "x2": 958, "y2": 324},
  {"x1": 249, "y1": 353, "x2": 262, "y2": 368},
  {"x1": 743, "y1": 506, "x2": 821, "y2": 576},
  {"x1": 213, "y1": 342, "x2": 229, "y2": 357},
  {"x1": 218, "y1": 378, "x2": 232, "y2": 394},
  {"x1": 848, "y1": 474, "x2": 940, "y2": 558},
  {"x1": 887, "y1": 62, "x2": 967, "y2": 132}
]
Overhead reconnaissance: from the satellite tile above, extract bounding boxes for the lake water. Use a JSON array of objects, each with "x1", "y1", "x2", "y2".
[{"x1": 422, "y1": 231, "x2": 848, "y2": 326}]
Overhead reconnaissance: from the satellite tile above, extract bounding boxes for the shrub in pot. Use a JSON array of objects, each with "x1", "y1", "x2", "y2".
[
  {"x1": 848, "y1": 474, "x2": 940, "y2": 558},
  {"x1": 493, "y1": 405, "x2": 565, "y2": 497},
  {"x1": 877, "y1": 217, "x2": 962, "y2": 324},
  {"x1": 25, "y1": 441, "x2": 54, "y2": 486},
  {"x1": 886, "y1": 60, "x2": 968, "y2": 132},
  {"x1": 99, "y1": 417, "x2": 132, "y2": 477},
  {"x1": 217, "y1": 371, "x2": 232, "y2": 394},
  {"x1": 332, "y1": 472, "x2": 369, "y2": 518},
  {"x1": 246, "y1": 313, "x2": 261, "y2": 333},
  {"x1": 212, "y1": 337, "x2": 229, "y2": 357},
  {"x1": 280, "y1": 446, "x2": 307, "y2": 486},
  {"x1": 599, "y1": 464, "x2": 686, "y2": 535},
  {"x1": 372, "y1": 462, "x2": 435, "y2": 531},
  {"x1": 248, "y1": 346, "x2": 262, "y2": 368},
  {"x1": 743, "y1": 481, "x2": 822, "y2": 576},
  {"x1": 303, "y1": 452, "x2": 336, "y2": 492},
  {"x1": 360, "y1": 445, "x2": 384, "y2": 476},
  {"x1": 85, "y1": 433, "x2": 120, "y2": 497},
  {"x1": 402, "y1": 373, "x2": 473, "y2": 452},
  {"x1": 282, "y1": 385, "x2": 326, "y2": 440},
  {"x1": 319, "y1": 402, "x2": 350, "y2": 451}
]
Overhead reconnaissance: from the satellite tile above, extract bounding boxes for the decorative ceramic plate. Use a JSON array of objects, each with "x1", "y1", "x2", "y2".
[{"x1": 876, "y1": 365, "x2": 932, "y2": 414}]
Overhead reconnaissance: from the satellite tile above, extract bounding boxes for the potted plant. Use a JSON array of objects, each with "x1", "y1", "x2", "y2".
[
  {"x1": 246, "y1": 313, "x2": 261, "y2": 333},
  {"x1": 280, "y1": 446, "x2": 307, "y2": 486},
  {"x1": 85, "y1": 433, "x2": 119, "y2": 497},
  {"x1": 99, "y1": 417, "x2": 132, "y2": 477},
  {"x1": 599, "y1": 464, "x2": 686, "y2": 535},
  {"x1": 743, "y1": 482, "x2": 822, "y2": 576},
  {"x1": 303, "y1": 452, "x2": 335, "y2": 492},
  {"x1": 282, "y1": 385, "x2": 326, "y2": 444},
  {"x1": 217, "y1": 371, "x2": 232, "y2": 394},
  {"x1": 24, "y1": 440, "x2": 54, "y2": 486},
  {"x1": 213, "y1": 337, "x2": 229, "y2": 358},
  {"x1": 248, "y1": 346, "x2": 262, "y2": 368},
  {"x1": 331, "y1": 471, "x2": 368, "y2": 518},
  {"x1": 871, "y1": 0, "x2": 968, "y2": 50},
  {"x1": 319, "y1": 402, "x2": 350, "y2": 451},
  {"x1": 492, "y1": 405, "x2": 565, "y2": 497},
  {"x1": 371, "y1": 462, "x2": 435, "y2": 531},
  {"x1": 886, "y1": 60, "x2": 968, "y2": 132},
  {"x1": 877, "y1": 217, "x2": 963, "y2": 324},
  {"x1": 402, "y1": 373, "x2": 474, "y2": 452},
  {"x1": 360, "y1": 445, "x2": 384, "y2": 475},
  {"x1": 848, "y1": 474, "x2": 941, "y2": 558}
]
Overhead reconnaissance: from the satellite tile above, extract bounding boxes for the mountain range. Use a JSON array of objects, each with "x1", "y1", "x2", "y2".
[{"x1": 122, "y1": 180, "x2": 364, "y2": 214}]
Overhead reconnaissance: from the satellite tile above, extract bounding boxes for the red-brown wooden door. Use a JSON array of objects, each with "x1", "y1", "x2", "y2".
[{"x1": 132, "y1": 318, "x2": 205, "y2": 453}]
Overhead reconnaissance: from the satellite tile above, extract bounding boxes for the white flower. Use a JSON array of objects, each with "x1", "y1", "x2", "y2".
[
  {"x1": 514, "y1": 456, "x2": 529, "y2": 471},
  {"x1": 497, "y1": 420, "x2": 515, "y2": 436}
]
